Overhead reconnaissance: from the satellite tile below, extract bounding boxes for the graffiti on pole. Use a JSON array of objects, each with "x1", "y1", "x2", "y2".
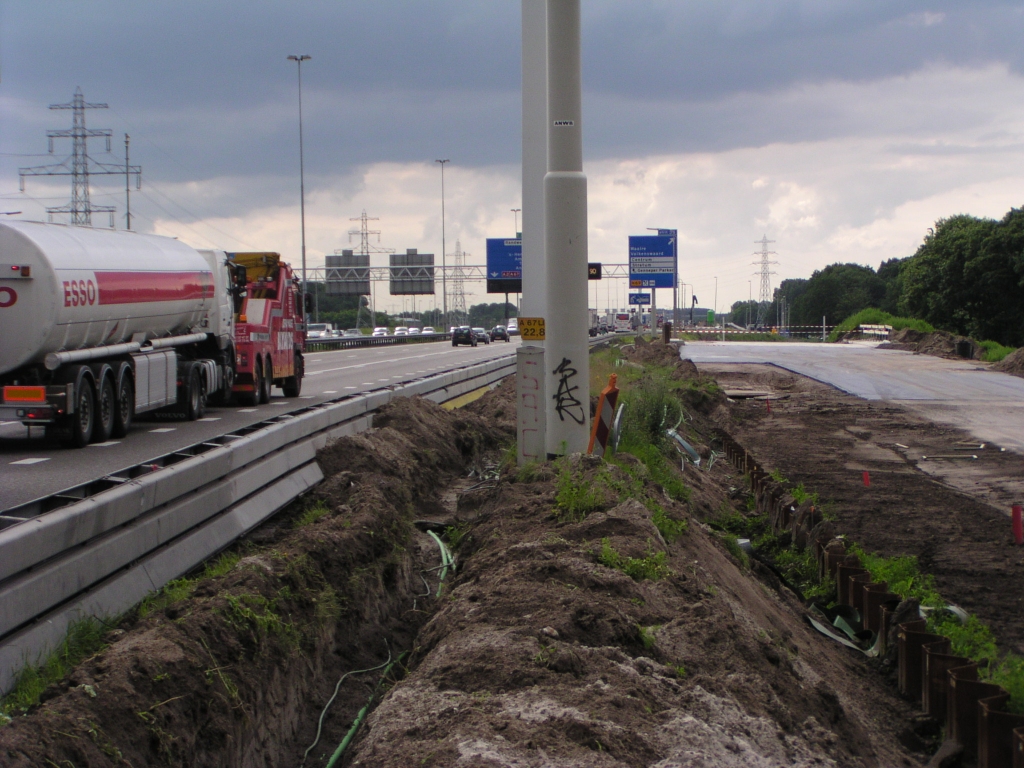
[{"x1": 552, "y1": 357, "x2": 585, "y2": 425}]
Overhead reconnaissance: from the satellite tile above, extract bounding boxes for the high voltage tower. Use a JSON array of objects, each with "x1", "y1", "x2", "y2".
[
  {"x1": 448, "y1": 239, "x2": 468, "y2": 324},
  {"x1": 19, "y1": 87, "x2": 141, "y2": 227},
  {"x1": 344, "y1": 210, "x2": 393, "y2": 329},
  {"x1": 752, "y1": 234, "x2": 778, "y2": 327}
]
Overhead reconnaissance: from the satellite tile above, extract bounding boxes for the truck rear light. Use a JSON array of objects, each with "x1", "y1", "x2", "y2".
[{"x1": 3, "y1": 386, "x2": 46, "y2": 403}]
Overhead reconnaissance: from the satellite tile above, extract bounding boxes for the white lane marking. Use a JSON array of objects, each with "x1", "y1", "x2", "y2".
[
  {"x1": 198, "y1": 417, "x2": 221, "y2": 422},
  {"x1": 361, "y1": 382, "x2": 374, "y2": 385},
  {"x1": 237, "y1": 408, "x2": 258, "y2": 413},
  {"x1": 150, "y1": 428, "x2": 176, "y2": 433},
  {"x1": 271, "y1": 402, "x2": 289, "y2": 406},
  {"x1": 378, "y1": 379, "x2": 390, "y2": 382},
  {"x1": 300, "y1": 396, "x2": 315, "y2": 399},
  {"x1": 10, "y1": 458, "x2": 49, "y2": 465},
  {"x1": 322, "y1": 390, "x2": 337, "y2": 394},
  {"x1": 88, "y1": 441, "x2": 121, "y2": 448},
  {"x1": 345, "y1": 386, "x2": 357, "y2": 389}
]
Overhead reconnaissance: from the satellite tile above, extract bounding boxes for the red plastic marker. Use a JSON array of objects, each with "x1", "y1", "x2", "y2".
[
  {"x1": 1013, "y1": 504, "x2": 1023, "y2": 546},
  {"x1": 862, "y1": 471, "x2": 871, "y2": 487}
]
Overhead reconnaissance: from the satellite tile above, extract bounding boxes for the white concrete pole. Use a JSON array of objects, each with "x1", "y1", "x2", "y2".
[
  {"x1": 517, "y1": 0, "x2": 548, "y2": 465},
  {"x1": 543, "y1": 0, "x2": 589, "y2": 458}
]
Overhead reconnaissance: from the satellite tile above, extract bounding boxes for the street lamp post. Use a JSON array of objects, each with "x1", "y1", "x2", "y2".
[
  {"x1": 436, "y1": 159, "x2": 450, "y2": 327},
  {"x1": 287, "y1": 54, "x2": 311, "y2": 323},
  {"x1": 713, "y1": 276, "x2": 718, "y2": 327},
  {"x1": 747, "y1": 280, "x2": 751, "y2": 328}
]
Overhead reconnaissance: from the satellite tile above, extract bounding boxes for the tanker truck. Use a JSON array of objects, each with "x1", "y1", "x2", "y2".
[{"x1": 0, "y1": 221, "x2": 306, "y2": 447}]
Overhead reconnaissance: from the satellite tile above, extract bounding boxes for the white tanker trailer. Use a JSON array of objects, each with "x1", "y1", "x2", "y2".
[{"x1": 0, "y1": 221, "x2": 240, "y2": 447}]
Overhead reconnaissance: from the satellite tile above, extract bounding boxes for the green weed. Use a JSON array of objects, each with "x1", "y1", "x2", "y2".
[
  {"x1": 555, "y1": 468, "x2": 606, "y2": 522},
  {"x1": 828, "y1": 308, "x2": 934, "y2": 342},
  {"x1": 638, "y1": 625, "x2": 659, "y2": 650},
  {"x1": 293, "y1": 501, "x2": 331, "y2": 528},
  {"x1": 598, "y1": 538, "x2": 670, "y2": 581},
  {"x1": 1, "y1": 618, "x2": 108, "y2": 720},
  {"x1": 719, "y1": 534, "x2": 749, "y2": 569},
  {"x1": 223, "y1": 593, "x2": 299, "y2": 649},
  {"x1": 979, "y1": 340, "x2": 1016, "y2": 363}
]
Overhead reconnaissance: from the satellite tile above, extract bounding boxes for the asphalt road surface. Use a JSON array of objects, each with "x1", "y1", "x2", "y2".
[
  {"x1": 684, "y1": 340, "x2": 1024, "y2": 454},
  {"x1": 0, "y1": 338, "x2": 520, "y2": 512}
]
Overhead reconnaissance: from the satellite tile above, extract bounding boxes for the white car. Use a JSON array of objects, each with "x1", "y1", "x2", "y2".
[
  {"x1": 306, "y1": 322, "x2": 331, "y2": 339},
  {"x1": 507, "y1": 319, "x2": 519, "y2": 336},
  {"x1": 395, "y1": 327, "x2": 409, "y2": 337},
  {"x1": 372, "y1": 327, "x2": 388, "y2": 337},
  {"x1": 421, "y1": 326, "x2": 436, "y2": 335},
  {"x1": 408, "y1": 327, "x2": 421, "y2": 335},
  {"x1": 342, "y1": 329, "x2": 362, "y2": 338}
]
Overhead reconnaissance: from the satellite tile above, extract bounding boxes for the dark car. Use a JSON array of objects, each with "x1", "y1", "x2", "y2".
[
  {"x1": 452, "y1": 326, "x2": 477, "y2": 347},
  {"x1": 490, "y1": 325, "x2": 510, "y2": 342},
  {"x1": 472, "y1": 327, "x2": 490, "y2": 344}
]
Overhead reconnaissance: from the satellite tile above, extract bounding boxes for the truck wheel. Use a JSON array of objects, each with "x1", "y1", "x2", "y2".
[
  {"x1": 68, "y1": 377, "x2": 95, "y2": 448},
  {"x1": 259, "y1": 357, "x2": 272, "y2": 404},
  {"x1": 240, "y1": 362, "x2": 261, "y2": 407},
  {"x1": 183, "y1": 365, "x2": 204, "y2": 420},
  {"x1": 282, "y1": 352, "x2": 303, "y2": 397},
  {"x1": 112, "y1": 375, "x2": 134, "y2": 438},
  {"x1": 92, "y1": 375, "x2": 116, "y2": 443}
]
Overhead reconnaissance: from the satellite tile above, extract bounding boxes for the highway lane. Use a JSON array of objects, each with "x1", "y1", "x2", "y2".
[{"x1": 0, "y1": 337, "x2": 520, "y2": 511}]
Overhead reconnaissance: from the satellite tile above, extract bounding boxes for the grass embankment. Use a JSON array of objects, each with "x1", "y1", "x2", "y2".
[
  {"x1": 715, "y1": 469, "x2": 1024, "y2": 714},
  {"x1": 829, "y1": 308, "x2": 1017, "y2": 360}
]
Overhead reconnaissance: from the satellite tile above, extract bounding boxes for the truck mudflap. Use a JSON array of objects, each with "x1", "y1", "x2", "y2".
[{"x1": 0, "y1": 384, "x2": 72, "y2": 423}]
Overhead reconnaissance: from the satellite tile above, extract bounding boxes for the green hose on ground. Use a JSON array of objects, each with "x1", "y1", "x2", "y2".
[
  {"x1": 426, "y1": 529, "x2": 455, "y2": 596},
  {"x1": 323, "y1": 652, "x2": 408, "y2": 768}
]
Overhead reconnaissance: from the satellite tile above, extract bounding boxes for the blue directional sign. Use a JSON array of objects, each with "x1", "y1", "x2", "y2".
[
  {"x1": 486, "y1": 238, "x2": 522, "y2": 293},
  {"x1": 629, "y1": 230, "x2": 677, "y2": 289},
  {"x1": 629, "y1": 292, "x2": 652, "y2": 305}
]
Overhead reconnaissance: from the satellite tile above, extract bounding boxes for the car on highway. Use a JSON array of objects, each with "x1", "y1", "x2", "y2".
[
  {"x1": 306, "y1": 322, "x2": 333, "y2": 339},
  {"x1": 490, "y1": 325, "x2": 510, "y2": 342},
  {"x1": 421, "y1": 326, "x2": 436, "y2": 335},
  {"x1": 506, "y1": 318, "x2": 519, "y2": 336},
  {"x1": 394, "y1": 326, "x2": 409, "y2": 336},
  {"x1": 451, "y1": 326, "x2": 477, "y2": 347},
  {"x1": 408, "y1": 327, "x2": 421, "y2": 335},
  {"x1": 472, "y1": 327, "x2": 490, "y2": 344},
  {"x1": 371, "y1": 327, "x2": 388, "y2": 337},
  {"x1": 342, "y1": 329, "x2": 362, "y2": 338}
]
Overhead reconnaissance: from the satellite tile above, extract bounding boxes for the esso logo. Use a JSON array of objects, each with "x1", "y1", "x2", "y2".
[
  {"x1": 0, "y1": 287, "x2": 16, "y2": 308},
  {"x1": 63, "y1": 279, "x2": 97, "y2": 307}
]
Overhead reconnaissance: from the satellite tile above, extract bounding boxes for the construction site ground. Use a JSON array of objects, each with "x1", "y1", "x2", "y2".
[{"x1": 2, "y1": 341, "x2": 1021, "y2": 766}]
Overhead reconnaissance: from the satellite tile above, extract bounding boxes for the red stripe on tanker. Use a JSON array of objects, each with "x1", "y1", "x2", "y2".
[{"x1": 92, "y1": 271, "x2": 214, "y2": 305}]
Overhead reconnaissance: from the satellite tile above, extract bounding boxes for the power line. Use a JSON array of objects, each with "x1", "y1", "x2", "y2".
[{"x1": 752, "y1": 234, "x2": 778, "y2": 327}]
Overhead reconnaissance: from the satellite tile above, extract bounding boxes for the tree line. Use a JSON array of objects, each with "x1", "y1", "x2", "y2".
[{"x1": 729, "y1": 207, "x2": 1024, "y2": 346}]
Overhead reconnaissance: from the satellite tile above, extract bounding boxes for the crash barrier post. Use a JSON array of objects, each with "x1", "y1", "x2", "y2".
[{"x1": 587, "y1": 374, "x2": 619, "y2": 457}]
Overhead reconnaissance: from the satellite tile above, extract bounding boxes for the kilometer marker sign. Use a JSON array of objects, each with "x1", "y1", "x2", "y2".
[{"x1": 518, "y1": 317, "x2": 545, "y2": 341}]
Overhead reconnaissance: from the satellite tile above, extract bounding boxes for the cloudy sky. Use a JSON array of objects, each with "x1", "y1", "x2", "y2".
[{"x1": 3, "y1": 1, "x2": 1024, "y2": 317}]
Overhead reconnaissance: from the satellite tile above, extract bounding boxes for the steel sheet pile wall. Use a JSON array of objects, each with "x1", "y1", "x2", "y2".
[{"x1": 718, "y1": 431, "x2": 1024, "y2": 768}]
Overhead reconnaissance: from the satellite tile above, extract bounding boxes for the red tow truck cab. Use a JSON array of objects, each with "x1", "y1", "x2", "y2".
[{"x1": 229, "y1": 252, "x2": 305, "y2": 406}]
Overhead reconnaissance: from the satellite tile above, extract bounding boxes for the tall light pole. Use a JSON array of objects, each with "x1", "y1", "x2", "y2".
[
  {"x1": 436, "y1": 159, "x2": 450, "y2": 327},
  {"x1": 747, "y1": 280, "x2": 752, "y2": 328},
  {"x1": 713, "y1": 276, "x2": 718, "y2": 327},
  {"x1": 511, "y1": 207, "x2": 521, "y2": 235},
  {"x1": 287, "y1": 54, "x2": 311, "y2": 321}
]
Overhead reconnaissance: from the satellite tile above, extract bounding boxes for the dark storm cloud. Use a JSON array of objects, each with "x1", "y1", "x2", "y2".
[{"x1": 2, "y1": 0, "x2": 1023, "y2": 196}]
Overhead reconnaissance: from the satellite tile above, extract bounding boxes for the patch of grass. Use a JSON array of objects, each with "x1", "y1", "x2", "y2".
[
  {"x1": 979, "y1": 340, "x2": 1016, "y2": 363},
  {"x1": 828, "y1": 308, "x2": 934, "y2": 342},
  {"x1": 555, "y1": 468, "x2": 606, "y2": 522},
  {"x1": 719, "y1": 534, "x2": 749, "y2": 569},
  {"x1": 988, "y1": 656, "x2": 1024, "y2": 715},
  {"x1": 293, "y1": 501, "x2": 331, "y2": 528},
  {"x1": 638, "y1": 625, "x2": 659, "y2": 650},
  {"x1": 1, "y1": 618, "x2": 108, "y2": 720},
  {"x1": 617, "y1": 441, "x2": 690, "y2": 503},
  {"x1": 514, "y1": 460, "x2": 542, "y2": 484},
  {"x1": 650, "y1": 503, "x2": 689, "y2": 543},
  {"x1": 223, "y1": 593, "x2": 299, "y2": 649},
  {"x1": 444, "y1": 522, "x2": 470, "y2": 551},
  {"x1": 768, "y1": 468, "x2": 787, "y2": 484},
  {"x1": 598, "y1": 538, "x2": 670, "y2": 581},
  {"x1": 790, "y1": 483, "x2": 818, "y2": 505},
  {"x1": 138, "y1": 551, "x2": 242, "y2": 619},
  {"x1": 671, "y1": 663, "x2": 688, "y2": 678}
]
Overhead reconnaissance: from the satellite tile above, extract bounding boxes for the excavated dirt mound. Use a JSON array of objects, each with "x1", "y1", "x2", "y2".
[
  {"x1": 349, "y1": 453, "x2": 922, "y2": 767},
  {"x1": 621, "y1": 335, "x2": 686, "y2": 369},
  {"x1": 992, "y1": 346, "x2": 1024, "y2": 377},
  {"x1": 878, "y1": 328, "x2": 981, "y2": 359},
  {"x1": 0, "y1": 396, "x2": 511, "y2": 768}
]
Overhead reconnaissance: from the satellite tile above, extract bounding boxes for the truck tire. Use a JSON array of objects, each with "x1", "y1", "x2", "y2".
[
  {"x1": 92, "y1": 375, "x2": 116, "y2": 444},
  {"x1": 68, "y1": 377, "x2": 95, "y2": 448},
  {"x1": 240, "y1": 361, "x2": 261, "y2": 407},
  {"x1": 259, "y1": 357, "x2": 272, "y2": 404},
  {"x1": 282, "y1": 352, "x2": 303, "y2": 397},
  {"x1": 181, "y1": 365, "x2": 204, "y2": 420},
  {"x1": 112, "y1": 374, "x2": 134, "y2": 438}
]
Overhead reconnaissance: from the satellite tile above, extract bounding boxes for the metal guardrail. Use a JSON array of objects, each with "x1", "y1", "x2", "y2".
[
  {"x1": 0, "y1": 353, "x2": 517, "y2": 695},
  {"x1": 304, "y1": 332, "x2": 453, "y2": 351}
]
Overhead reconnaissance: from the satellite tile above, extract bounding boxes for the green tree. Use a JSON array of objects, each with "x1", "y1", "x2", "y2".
[{"x1": 789, "y1": 264, "x2": 885, "y2": 326}]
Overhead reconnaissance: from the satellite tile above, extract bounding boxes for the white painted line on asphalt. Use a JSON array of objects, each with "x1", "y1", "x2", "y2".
[
  {"x1": 345, "y1": 386, "x2": 357, "y2": 389},
  {"x1": 271, "y1": 402, "x2": 289, "y2": 406},
  {"x1": 198, "y1": 417, "x2": 221, "y2": 422},
  {"x1": 88, "y1": 441, "x2": 121, "y2": 448},
  {"x1": 150, "y1": 428, "x2": 176, "y2": 433},
  {"x1": 322, "y1": 390, "x2": 337, "y2": 394},
  {"x1": 378, "y1": 379, "x2": 390, "y2": 382},
  {"x1": 306, "y1": 347, "x2": 470, "y2": 377},
  {"x1": 237, "y1": 408, "x2": 258, "y2": 413},
  {"x1": 300, "y1": 396, "x2": 315, "y2": 399},
  {"x1": 10, "y1": 458, "x2": 49, "y2": 465},
  {"x1": 362, "y1": 382, "x2": 374, "y2": 385}
]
